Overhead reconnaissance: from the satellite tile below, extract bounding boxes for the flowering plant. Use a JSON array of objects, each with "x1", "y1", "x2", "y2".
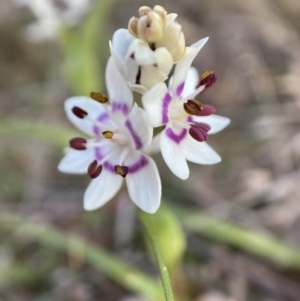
[{"x1": 58, "y1": 5, "x2": 230, "y2": 214}]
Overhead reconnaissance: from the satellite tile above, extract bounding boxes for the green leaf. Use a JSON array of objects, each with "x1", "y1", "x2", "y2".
[{"x1": 140, "y1": 206, "x2": 186, "y2": 269}]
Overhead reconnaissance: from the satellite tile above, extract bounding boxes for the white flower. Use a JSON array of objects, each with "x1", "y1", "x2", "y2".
[
  {"x1": 14, "y1": 0, "x2": 91, "y2": 41},
  {"x1": 109, "y1": 28, "x2": 173, "y2": 94},
  {"x1": 58, "y1": 57, "x2": 161, "y2": 213},
  {"x1": 142, "y1": 38, "x2": 230, "y2": 180}
]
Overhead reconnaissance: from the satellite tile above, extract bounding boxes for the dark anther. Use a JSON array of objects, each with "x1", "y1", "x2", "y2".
[
  {"x1": 197, "y1": 71, "x2": 217, "y2": 89},
  {"x1": 114, "y1": 165, "x2": 129, "y2": 178},
  {"x1": 72, "y1": 106, "x2": 88, "y2": 119},
  {"x1": 189, "y1": 122, "x2": 211, "y2": 142},
  {"x1": 88, "y1": 160, "x2": 102, "y2": 179},
  {"x1": 183, "y1": 99, "x2": 204, "y2": 115},
  {"x1": 195, "y1": 104, "x2": 216, "y2": 116},
  {"x1": 69, "y1": 137, "x2": 87, "y2": 150},
  {"x1": 90, "y1": 92, "x2": 109, "y2": 103}
]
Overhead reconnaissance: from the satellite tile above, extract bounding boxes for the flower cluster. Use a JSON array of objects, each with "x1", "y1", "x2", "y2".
[{"x1": 59, "y1": 5, "x2": 230, "y2": 213}]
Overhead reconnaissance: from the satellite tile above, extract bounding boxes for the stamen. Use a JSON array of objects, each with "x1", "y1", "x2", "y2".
[
  {"x1": 72, "y1": 106, "x2": 88, "y2": 119},
  {"x1": 88, "y1": 160, "x2": 103, "y2": 179},
  {"x1": 69, "y1": 137, "x2": 87, "y2": 150},
  {"x1": 183, "y1": 99, "x2": 204, "y2": 115},
  {"x1": 195, "y1": 104, "x2": 216, "y2": 116},
  {"x1": 198, "y1": 71, "x2": 217, "y2": 89},
  {"x1": 90, "y1": 92, "x2": 109, "y2": 103},
  {"x1": 189, "y1": 122, "x2": 211, "y2": 142},
  {"x1": 102, "y1": 131, "x2": 114, "y2": 139},
  {"x1": 114, "y1": 165, "x2": 129, "y2": 178}
]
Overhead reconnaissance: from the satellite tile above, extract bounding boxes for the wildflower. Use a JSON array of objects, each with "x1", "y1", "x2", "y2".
[
  {"x1": 142, "y1": 38, "x2": 230, "y2": 180},
  {"x1": 58, "y1": 58, "x2": 161, "y2": 213},
  {"x1": 110, "y1": 28, "x2": 173, "y2": 94},
  {"x1": 128, "y1": 5, "x2": 186, "y2": 63}
]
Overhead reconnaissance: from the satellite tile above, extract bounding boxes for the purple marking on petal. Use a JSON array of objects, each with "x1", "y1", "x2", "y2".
[
  {"x1": 112, "y1": 101, "x2": 129, "y2": 116},
  {"x1": 93, "y1": 112, "x2": 110, "y2": 135},
  {"x1": 104, "y1": 162, "x2": 115, "y2": 173},
  {"x1": 128, "y1": 156, "x2": 148, "y2": 173},
  {"x1": 166, "y1": 127, "x2": 187, "y2": 144},
  {"x1": 162, "y1": 92, "x2": 172, "y2": 124},
  {"x1": 94, "y1": 147, "x2": 116, "y2": 173},
  {"x1": 125, "y1": 119, "x2": 143, "y2": 150},
  {"x1": 176, "y1": 82, "x2": 185, "y2": 97},
  {"x1": 94, "y1": 147, "x2": 104, "y2": 161}
]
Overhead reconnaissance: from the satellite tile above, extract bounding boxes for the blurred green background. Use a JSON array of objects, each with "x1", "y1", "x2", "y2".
[{"x1": 1, "y1": 0, "x2": 300, "y2": 300}]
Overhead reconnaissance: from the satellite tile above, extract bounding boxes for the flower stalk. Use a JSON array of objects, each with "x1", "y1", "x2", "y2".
[{"x1": 140, "y1": 211, "x2": 176, "y2": 301}]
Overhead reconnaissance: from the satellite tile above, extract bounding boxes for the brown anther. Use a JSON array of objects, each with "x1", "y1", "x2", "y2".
[
  {"x1": 90, "y1": 92, "x2": 108, "y2": 103},
  {"x1": 72, "y1": 106, "x2": 87, "y2": 119},
  {"x1": 102, "y1": 131, "x2": 114, "y2": 139},
  {"x1": 114, "y1": 165, "x2": 129, "y2": 178},
  {"x1": 183, "y1": 99, "x2": 204, "y2": 115},
  {"x1": 69, "y1": 137, "x2": 87, "y2": 150},
  {"x1": 198, "y1": 71, "x2": 217, "y2": 89},
  {"x1": 88, "y1": 160, "x2": 102, "y2": 179}
]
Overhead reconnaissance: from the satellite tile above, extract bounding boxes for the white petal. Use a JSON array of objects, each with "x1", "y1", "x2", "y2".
[
  {"x1": 125, "y1": 153, "x2": 161, "y2": 213},
  {"x1": 153, "y1": 47, "x2": 173, "y2": 76},
  {"x1": 181, "y1": 67, "x2": 199, "y2": 98},
  {"x1": 181, "y1": 137, "x2": 221, "y2": 165},
  {"x1": 172, "y1": 37, "x2": 209, "y2": 97},
  {"x1": 125, "y1": 103, "x2": 152, "y2": 150},
  {"x1": 128, "y1": 83, "x2": 148, "y2": 94},
  {"x1": 160, "y1": 127, "x2": 189, "y2": 180},
  {"x1": 145, "y1": 133, "x2": 162, "y2": 155},
  {"x1": 190, "y1": 114, "x2": 231, "y2": 134},
  {"x1": 84, "y1": 169, "x2": 123, "y2": 211},
  {"x1": 58, "y1": 148, "x2": 94, "y2": 174},
  {"x1": 142, "y1": 82, "x2": 172, "y2": 127},
  {"x1": 165, "y1": 13, "x2": 178, "y2": 27},
  {"x1": 111, "y1": 29, "x2": 135, "y2": 61},
  {"x1": 65, "y1": 96, "x2": 113, "y2": 136},
  {"x1": 140, "y1": 65, "x2": 168, "y2": 90},
  {"x1": 106, "y1": 57, "x2": 133, "y2": 119},
  {"x1": 128, "y1": 39, "x2": 156, "y2": 65}
]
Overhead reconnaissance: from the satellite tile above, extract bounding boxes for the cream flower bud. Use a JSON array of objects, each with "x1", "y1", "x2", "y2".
[
  {"x1": 129, "y1": 5, "x2": 167, "y2": 43},
  {"x1": 128, "y1": 6, "x2": 186, "y2": 62},
  {"x1": 155, "y1": 19, "x2": 185, "y2": 62}
]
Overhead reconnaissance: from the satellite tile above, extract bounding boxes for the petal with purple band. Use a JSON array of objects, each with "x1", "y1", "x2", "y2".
[
  {"x1": 125, "y1": 152, "x2": 161, "y2": 213},
  {"x1": 106, "y1": 57, "x2": 133, "y2": 119},
  {"x1": 84, "y1": 169, "x2": 123, "y2": 211},
  {"x1": 189, "y1": 114, "x2": 231, "y2": 134},
  {"x1": 165, "y1": 127, "x2": 188, "y2": 144},
  {"x1": 160, "y1": 128, "x2": 190, "y2": 180},
  {"x1": 65, "y1": 96, "x2": 112, "y2": 137},
  {"x1": 58, "y1": 148, "x2": 95, "y2": 174},
  {"x1": 181, "y1": 137, "x2": 221, "y2": 165},
  {"x1": 142, "y1": 82, "x2": 171, "y2": 127},
  {"x1": 125, "y1": 103, "x2": 152, "y2": 150},
  {"x1": 172, "y1": 37, "x2": 208, "y2": 96}
]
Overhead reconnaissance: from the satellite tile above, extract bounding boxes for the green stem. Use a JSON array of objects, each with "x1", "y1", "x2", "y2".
[
  {"x1": 140, "y1": 212, "x2": 176, "y2": 301},
  {"x1": 0, "y1": 213, "x2": 164, "y2": 301},
  {"x1": 175, "y1": 207, "x2": 300, "y2": 270}
]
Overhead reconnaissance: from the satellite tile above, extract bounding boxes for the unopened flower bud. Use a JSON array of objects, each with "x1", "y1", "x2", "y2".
[{"x1": 129, "y1": 5, "x2": 167, "y2": 43}]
